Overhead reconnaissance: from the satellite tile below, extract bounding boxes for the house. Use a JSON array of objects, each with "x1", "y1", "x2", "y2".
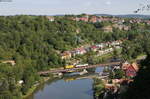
[
  {"x1": 1, "y1": 60, "x2": 16, "y2": 66},
  {"x1": 98, "y1": 50, "x2": 105, "y2": 55},
  {"x1": 46, "y1": 16, "x2": 55, "y2": 22},
  {"x1": 104, "y1": 48, "x2": 113, "y2": 53},
  {"x1": 146, "y1": 20, "x2": 150, "y2": 25},
  {"x1": 96, "y1": 43, "x2": 105, "y2": 49},
  {"x1": 61, "y1": 51, "x2": 72, "y2": 60},
  {"x1": 122, "y1": 61, "x2": 130, "y2": 69},
  {"x1": 113, "y1": 66, "x2": 121, "y2": 69},
  {"x1": 105, "y1": 42, "x2": 111, "y2": 47},
  {"x1": 100, "y1": 17, "x2": 112, "y2": 22},
  {"x1": 112, "y1": 79, "x2": 134, "y2": 84},
  {"x1": 98, "y1": 48, "x2": 114, "y2": 56},
  {"x1": 97, "y1": 17, "x2": 102, "y2": 22},
  {"x1": 123, "y1": 26, "x2": 130, "y2": 31},
  {"x1": 71, "y1": 60, "x2": 80, "y2": 65},
  {"x1": 79, "y1": 17, "x2": 89, "y2": 22},
  {"x1": 129, "y1": 19, "x2": 143, "y2": 24},
  {"x1": 126, "y1": 66, "x2": 137, "y2": 77},
  {"x1": 74, "y1": 15, "x2": 89, "y2": 22},
  {"x1": 110, "y1": 41, "x2": 122, "y2": 46},
  {"x1": 72, "y1": 17, "x2": 80, "y2": 21},
  {"x1": 89, "y1": 16, "x2": 97, "y2": 23},
  {"x1": 73, "y1": 16, "x2": 89, "y2": 22},
  {"x1": 113, "y1": 24, "x2": 130, "y2": 31},
  {"x1": 105, "y1": 84, "x2": 118, "y2": 93},
  {"x1": 102, "y1": 26, "x2": 113, "y2": 32},
  {"x1": 73, "y1": 47, "x2": 87, "y2": 55},
  {"x1": 122, "y1": 62, "x2": 139, "y2": 77},
  {"x1": 90, "y1": 45, "x2": 99, "y2": 52}
]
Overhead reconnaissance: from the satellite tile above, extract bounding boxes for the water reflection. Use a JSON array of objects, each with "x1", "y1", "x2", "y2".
[
  {"x1": 27, "y1": 67, "x2": 104, "y2": 99},
  {"x1": 33, "y1": 79, "x2": 94, "y2": 99}
]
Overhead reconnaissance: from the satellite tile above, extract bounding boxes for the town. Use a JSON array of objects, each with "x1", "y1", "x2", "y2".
[
  {"x1": 60, "y1": 40, "x2": 123, "y2": 60},
  {"x1": 0, "y1": 13, "x2": 150, "y2": 99}
]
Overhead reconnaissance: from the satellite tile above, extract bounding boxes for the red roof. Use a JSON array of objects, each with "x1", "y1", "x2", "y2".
[
  {"x1": 126, "y1": 65, "x2": 137, "y2": 77},
  {"x1": 91, "y1": 45, "x2": 99, "y2": 49},
  {"x1": 74, "y1": 47, "x2": 86, "y2": 52},
  {"x1": 122, "y1": 62, "x2": 139, "y2": 77}
]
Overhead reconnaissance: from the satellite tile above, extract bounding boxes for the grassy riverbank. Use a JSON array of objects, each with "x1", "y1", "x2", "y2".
[
  {"x1": 22, "y1": 76, "x2": 53, "y2": 99},
  {"x1": 23, "y1": 86, "x2": 37, "y2": 99}
]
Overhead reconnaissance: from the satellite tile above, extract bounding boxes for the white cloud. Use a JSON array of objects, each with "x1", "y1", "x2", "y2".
[
  {"x1": 106, "y1": 1, "x2": 111, "y2": 5},
  {"x1": 84, "y1": 1, "x2": 92, "y2": 7}
]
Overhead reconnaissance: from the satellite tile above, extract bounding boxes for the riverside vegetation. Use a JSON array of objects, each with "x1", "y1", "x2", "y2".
[{"x1": 0, "y1": 14, "x2": 150, "y2": 98}]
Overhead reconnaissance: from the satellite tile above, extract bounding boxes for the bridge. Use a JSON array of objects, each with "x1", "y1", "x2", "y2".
[{"x1": 38, "y1": 62, "x2": 121, "y2": 75}]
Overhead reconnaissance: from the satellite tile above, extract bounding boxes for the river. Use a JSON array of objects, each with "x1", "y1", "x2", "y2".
[{"x1": 27, "y1": 67, "x2": 104, "y2": 99}]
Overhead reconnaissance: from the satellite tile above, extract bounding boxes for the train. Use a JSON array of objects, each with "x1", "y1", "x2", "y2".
[
  {"x1": 75, "y1": 64, "x2": 88, "y2": 68},
  {"x1": 65, "y1": 64, "x2": 88, "y2": 69},
  {"x1": 65, "y1": 65, "x2": 74, "y2": 69}
]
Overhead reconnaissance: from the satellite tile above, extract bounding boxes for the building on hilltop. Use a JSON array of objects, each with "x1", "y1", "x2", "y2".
[{"x1": 46, "y1": 16, "x2": 55, "y2": 22}]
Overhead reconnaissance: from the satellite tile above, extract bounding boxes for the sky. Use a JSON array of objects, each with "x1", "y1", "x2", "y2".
[{"x1": 0, "y1": 0, "x2": 150, "y2": 15}]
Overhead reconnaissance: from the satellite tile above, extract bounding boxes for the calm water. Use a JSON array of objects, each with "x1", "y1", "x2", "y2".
[{"x1": 27, "y1": 67, "x2": 104, "y2": 99}]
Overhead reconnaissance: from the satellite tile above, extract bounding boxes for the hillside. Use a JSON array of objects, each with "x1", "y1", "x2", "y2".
[{"x1": 0, "y1": 15, "x2": 150, "y2": 98}]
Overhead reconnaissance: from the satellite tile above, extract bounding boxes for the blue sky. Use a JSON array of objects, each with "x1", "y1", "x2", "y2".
[{"x1": 0, "y1": 0, "x2": 149, "y2": 15}]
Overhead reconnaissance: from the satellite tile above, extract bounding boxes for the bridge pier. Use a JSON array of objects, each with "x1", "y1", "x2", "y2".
[
  {"x1": 79, "y1": 69, "x2": 88, "y2": 75},
  {"x1": 58, "y1": 73, "x2": 63, "y2": 76}
]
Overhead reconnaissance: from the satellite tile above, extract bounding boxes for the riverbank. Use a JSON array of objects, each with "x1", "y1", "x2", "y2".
[
  {"x1": 26, "y1": 74, "x2": 95, "y2": 99},
  {"x1": 22, "y1": 75, "x2": 54, "y2": 99},
  {"x1": 22, "y1": 50, "x2": 121, "y2": 99}
]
